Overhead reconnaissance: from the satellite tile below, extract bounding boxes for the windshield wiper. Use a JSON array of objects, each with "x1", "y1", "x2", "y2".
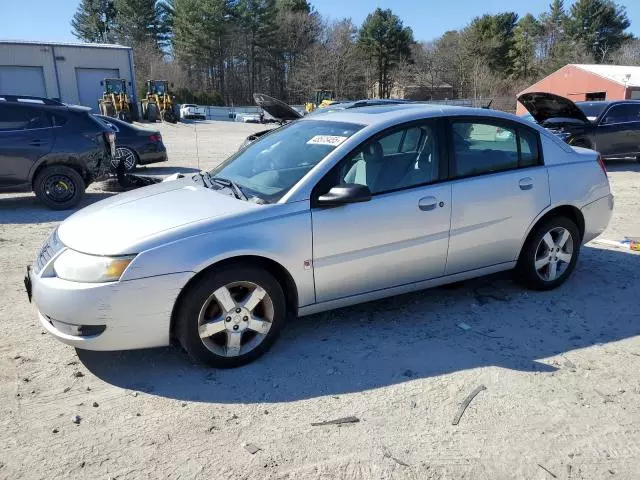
[{"x1": 207, "y1": 174, "x2": 247, "y2": 201}]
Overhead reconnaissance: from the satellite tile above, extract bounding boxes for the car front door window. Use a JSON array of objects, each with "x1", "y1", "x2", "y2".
[
  {"x1": 311, "y1": 120, "x2": 451, "y2": 302},
  {"x1": 340, "y1": 124, "x2": 439, "y2": 194}
]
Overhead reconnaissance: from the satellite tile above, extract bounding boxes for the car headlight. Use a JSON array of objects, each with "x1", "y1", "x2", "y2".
[{"x1": 53, "y1": 250, "x2": 135, "y2": 283}]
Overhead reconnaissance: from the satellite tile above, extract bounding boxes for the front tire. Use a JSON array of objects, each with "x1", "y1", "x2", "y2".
[
  {"x1": 516, "y1": 216, "x2": 580, "y2": 290},
  {"x1": 177, "y1": 265, "x2": 287, "y2": 368},
  {"x1": 33, "y1": 165, "x2": 85, "y2": 210}
]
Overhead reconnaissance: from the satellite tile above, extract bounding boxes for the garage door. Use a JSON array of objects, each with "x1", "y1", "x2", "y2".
[
  {"x1": 76, "y1": 68, "x2": 119, "y2": 111},
  {"x1": 0, "y1": 66, "x2": 46, "y2": 97}
]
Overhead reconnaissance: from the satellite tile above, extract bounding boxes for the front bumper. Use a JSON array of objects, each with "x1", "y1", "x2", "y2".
[{"x1": 30, "y1": 269, "x2": 191, "y2": 351}]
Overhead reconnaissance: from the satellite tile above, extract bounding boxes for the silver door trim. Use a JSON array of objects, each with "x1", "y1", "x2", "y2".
[{"x1": 299, "y1": 261, "x2": 516, "y2": 315}]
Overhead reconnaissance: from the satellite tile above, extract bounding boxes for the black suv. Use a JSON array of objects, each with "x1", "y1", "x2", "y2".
[
  {"x1": 0, "y1": 95, "x2": 115, "y2": 209},
  {"x1": 518, "y1": 92, "x2": 640, "y2": 161}
]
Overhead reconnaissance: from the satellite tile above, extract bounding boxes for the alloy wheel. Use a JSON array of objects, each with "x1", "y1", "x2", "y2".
[
  {"x1": 112, "y1": 147, "x2": 136, "y2": 171},
  {"x1": 197, "y1": 281, "x2": 274, "y2": 357},
  {"x1": 534, "y1": 227, "x2": 573, "y2": 281}
]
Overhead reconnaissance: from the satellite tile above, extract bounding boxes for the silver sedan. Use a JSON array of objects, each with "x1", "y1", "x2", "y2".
[{"x1": 26, "y1": 104, "x2": 614, "y2": 367}]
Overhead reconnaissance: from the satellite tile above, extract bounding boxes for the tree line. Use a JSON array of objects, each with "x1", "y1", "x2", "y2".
[{"x1": 72, "y1": 0, "x2": 637, "y2": 109}]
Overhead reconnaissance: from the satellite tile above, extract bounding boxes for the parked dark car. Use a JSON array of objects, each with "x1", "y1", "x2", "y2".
[
  {"x1": 240, "y1": 94, "x2": 415, "y2": 149},
  {"x1": 95, "y1": 115, "x2": 168, "y2": 172},
  {"x1": 0, "y1": 95, "x2": 115, "y2": 209},
  {"x1": 518, "y1": 92, "x2": 640, "y2": 161}
]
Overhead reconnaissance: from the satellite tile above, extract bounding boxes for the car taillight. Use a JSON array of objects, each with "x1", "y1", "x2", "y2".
[
  {"x1": 597, "y1": 154, "x2": 608, "y2": 178},
  {"x1": 149, "y1": 134, "x2": 161, "y2": 142}
]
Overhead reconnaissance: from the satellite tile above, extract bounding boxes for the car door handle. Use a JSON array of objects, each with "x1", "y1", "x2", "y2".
[
  {"x1": 519, "y1": 178, "x2": 533, "y2": 190},
  {"x1": 29, "y1": 140, "x2": 47, "y2": 146},
  {"x1": 418, "y1": 196, "x2": 438, "y2": 211}
]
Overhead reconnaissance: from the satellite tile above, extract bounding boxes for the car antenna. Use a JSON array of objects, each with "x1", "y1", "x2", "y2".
[{"x1": 482, "y1": 100, "x2": 493, "y2": 109}]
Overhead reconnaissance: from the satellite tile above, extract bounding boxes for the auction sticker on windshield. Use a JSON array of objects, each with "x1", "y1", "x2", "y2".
[{"x1": 307, "y1": 135, "x2": 348, "y2": 146}]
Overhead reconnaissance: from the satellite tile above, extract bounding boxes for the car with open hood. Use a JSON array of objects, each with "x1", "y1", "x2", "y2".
[
  {"x1": 26, "y1": 103, "x2": 613, "y2": 368},
  {"x1": 518, "y1": 92, "x2": 640, "y2": 161}
]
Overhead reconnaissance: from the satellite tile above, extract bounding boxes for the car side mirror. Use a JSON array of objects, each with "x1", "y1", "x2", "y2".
[
  {"x1": 100, "y1": 81, "x2": 104, "y2": 86},
  {"x1": 316, "y1": 184, "x2": 371, "y2": 207}
]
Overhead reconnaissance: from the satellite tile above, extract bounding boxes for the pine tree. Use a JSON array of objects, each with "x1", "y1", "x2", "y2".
[
  {"x1": 509, "y1": 14, "x2": 542, "y2": 79},
  {"x1": 113, "y1": 0, "x2": 164, "y2": 47},
  {"x1": 566, "y1": 0, "x2": 631, "y2": 62},
  {"x1": 234, "y1": 0, "x2": 278, "y2": 98},
  {"x1": 358, "y1": 8, "x2": 414, "y2": 98},
  {"x1": 71, "y1": 0, "x2": 117, "y2": 43}
]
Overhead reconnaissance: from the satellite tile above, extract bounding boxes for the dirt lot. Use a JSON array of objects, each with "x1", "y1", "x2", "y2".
[{"x1": 1, "y1": 120, "x2": 640, "y2": 480}]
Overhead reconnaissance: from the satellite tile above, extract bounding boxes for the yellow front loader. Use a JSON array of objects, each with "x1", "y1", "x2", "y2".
[
  {"x1": 140, "y1": 80, "x2": 177, "y2": 123},
  {"x1": 98, "y1": 78, "x2": 133, "y2": 122}
]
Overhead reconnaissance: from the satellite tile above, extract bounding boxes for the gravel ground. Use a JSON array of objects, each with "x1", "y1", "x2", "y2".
[{"x1": 1, "y1": 120, "x2": 639, "y2": 480}]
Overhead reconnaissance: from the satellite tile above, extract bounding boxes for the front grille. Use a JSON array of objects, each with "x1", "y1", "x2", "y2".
[{"x1": 34, "y1": 229, "x2": 62, "y2": 274}]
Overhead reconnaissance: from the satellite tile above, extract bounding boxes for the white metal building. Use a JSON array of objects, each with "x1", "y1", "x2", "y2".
[{"x1": 0, "y1": 40, "x2": 137, "y2": 112}]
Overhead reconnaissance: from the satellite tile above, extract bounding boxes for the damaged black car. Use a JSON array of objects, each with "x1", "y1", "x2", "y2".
[
  {"x1": 518, "y1": 92, "x2": 640, "y2": 161},
  {"x1": 0, "y1": 95, "x2": 115, "y2": 209}
]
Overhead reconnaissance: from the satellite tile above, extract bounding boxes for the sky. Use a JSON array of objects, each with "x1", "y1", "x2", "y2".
[{"x1": 1, "y1": 0, "x2": 639, "y2": 44}]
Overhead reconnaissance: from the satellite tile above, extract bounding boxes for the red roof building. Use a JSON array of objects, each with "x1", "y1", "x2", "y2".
[{"x1": 516, "y1": 64, "x2": 640, "y2": 115}]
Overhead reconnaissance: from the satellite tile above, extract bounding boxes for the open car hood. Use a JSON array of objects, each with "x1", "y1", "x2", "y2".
[
  {"x1": 517, "y1": 92, "x2": 589, "y2": 124},
  {"x1": 253, "y1": 93, "x2": 302, "y2": 122}
]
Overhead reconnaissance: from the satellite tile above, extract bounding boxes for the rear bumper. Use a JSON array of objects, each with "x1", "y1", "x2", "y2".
[
  {"x1": 32, "y1": 271, "x2": 191, "y2": 351},
  {"x1": 138, "y1": 143, "x2": 168, "y2": 165},
  {"x1": 582, "y1": 194, "x2": 614, "y2": 244}
]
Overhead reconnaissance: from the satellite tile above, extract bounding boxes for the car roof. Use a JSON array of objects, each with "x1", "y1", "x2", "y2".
[
  {"x1": 575, "y1": 99, "x2": 640, "y2": 107},
  {"x1": 300, "y1": 103, "x2": 524, "y2": 126}
]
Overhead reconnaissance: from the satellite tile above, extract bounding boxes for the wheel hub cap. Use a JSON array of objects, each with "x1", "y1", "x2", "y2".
[
  {"x1": 197, "y1": 281, "x2": 274, "y2": 357},
  {"x1": 534, "y1": 227, "x2": 573, "y2": 282}
]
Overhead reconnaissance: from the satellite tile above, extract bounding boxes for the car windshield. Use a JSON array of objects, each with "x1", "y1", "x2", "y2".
[
  {"x1": 209, "y1": 120, "x2": 363, "y2": 202},
  {"x1": 576, "y1": 102, "x2": 607, "y2": 120}
]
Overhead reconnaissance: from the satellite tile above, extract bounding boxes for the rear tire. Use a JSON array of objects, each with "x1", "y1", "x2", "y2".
[
  {"x1": 105, "y1": 103, "x2": 116, "y2": 117},
  {"x1": 111, "y1": 146, "x2": 138, "y2": 172},
  {"x1": 176, "y1": 265, "x2": 287, "y2": 368},
  {"x1": 33, "y1": 165, "x2": 85, "y2": 210},
  {"x1": 147, "y1": 103, "x2": 158, "y2": 122},
  {"x1": 516, "y1": 216, "x2": 580, "y2": 291}
]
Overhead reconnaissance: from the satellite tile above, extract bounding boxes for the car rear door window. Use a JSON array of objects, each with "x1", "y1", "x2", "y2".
[
  {"x1": 519, "y1": 128, "x2": 540, "y2": 167},
  {"x1": 340, "y1": 123, "x2": 439, "y2": 194},
  {"x1": 0, "y1": 105, "x2": 50, "y2": 131},
  {"x1": 451, "y1": 120, "x2": 541, "y2": 177},
  {"x1": 0, "y1": 105, "x2": 31, "y2": 131},
  {"x1": 452, "y1": 121, "x2": 518, "y2": 176}
]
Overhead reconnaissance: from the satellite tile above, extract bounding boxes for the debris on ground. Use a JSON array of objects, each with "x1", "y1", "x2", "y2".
[
  {"x1": 72, "y1": 415, "x2": 81, "y2": 425},
  {"x1": 311, "y1": 416, "x2": 360, "y2": 426},
  {"x1": 594, "y1": 389, "x2": 614, "y2": 403},
  {"x1": 383, "y1": 448, "x2": 410, "y2": 467},
  {"x1": 452, "y1": 385, "x2": 486, "y2": 425},
  {"x1": 72, "y1": 371, "x2": 84, "y2": 378},
  {"x1": 52, "y1": 428, "x2": 59, "y2": 434},
  {"x1": 244, "y1": 443, "x2": 261, "y2": 454},
  {"x1": 92, "y1": 402, "x2": 99, "y2": 408},
  {"x1": 63, "y1": 387, "x2": 71, "y2": 393},
  {"x1": 537, "y1": 463, "x2": 558, "y2": 478}
]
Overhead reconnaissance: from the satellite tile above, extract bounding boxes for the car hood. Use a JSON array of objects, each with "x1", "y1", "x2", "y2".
[
  {"x1": 517, "y1": 92, "x2": 589, "y2": 124},
  {"x1": 253, "y1": 93, "x2": 302, "y2": 121},
  {"x1": 57, "y1": 178, "x2": 259, "y2": 255}
]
